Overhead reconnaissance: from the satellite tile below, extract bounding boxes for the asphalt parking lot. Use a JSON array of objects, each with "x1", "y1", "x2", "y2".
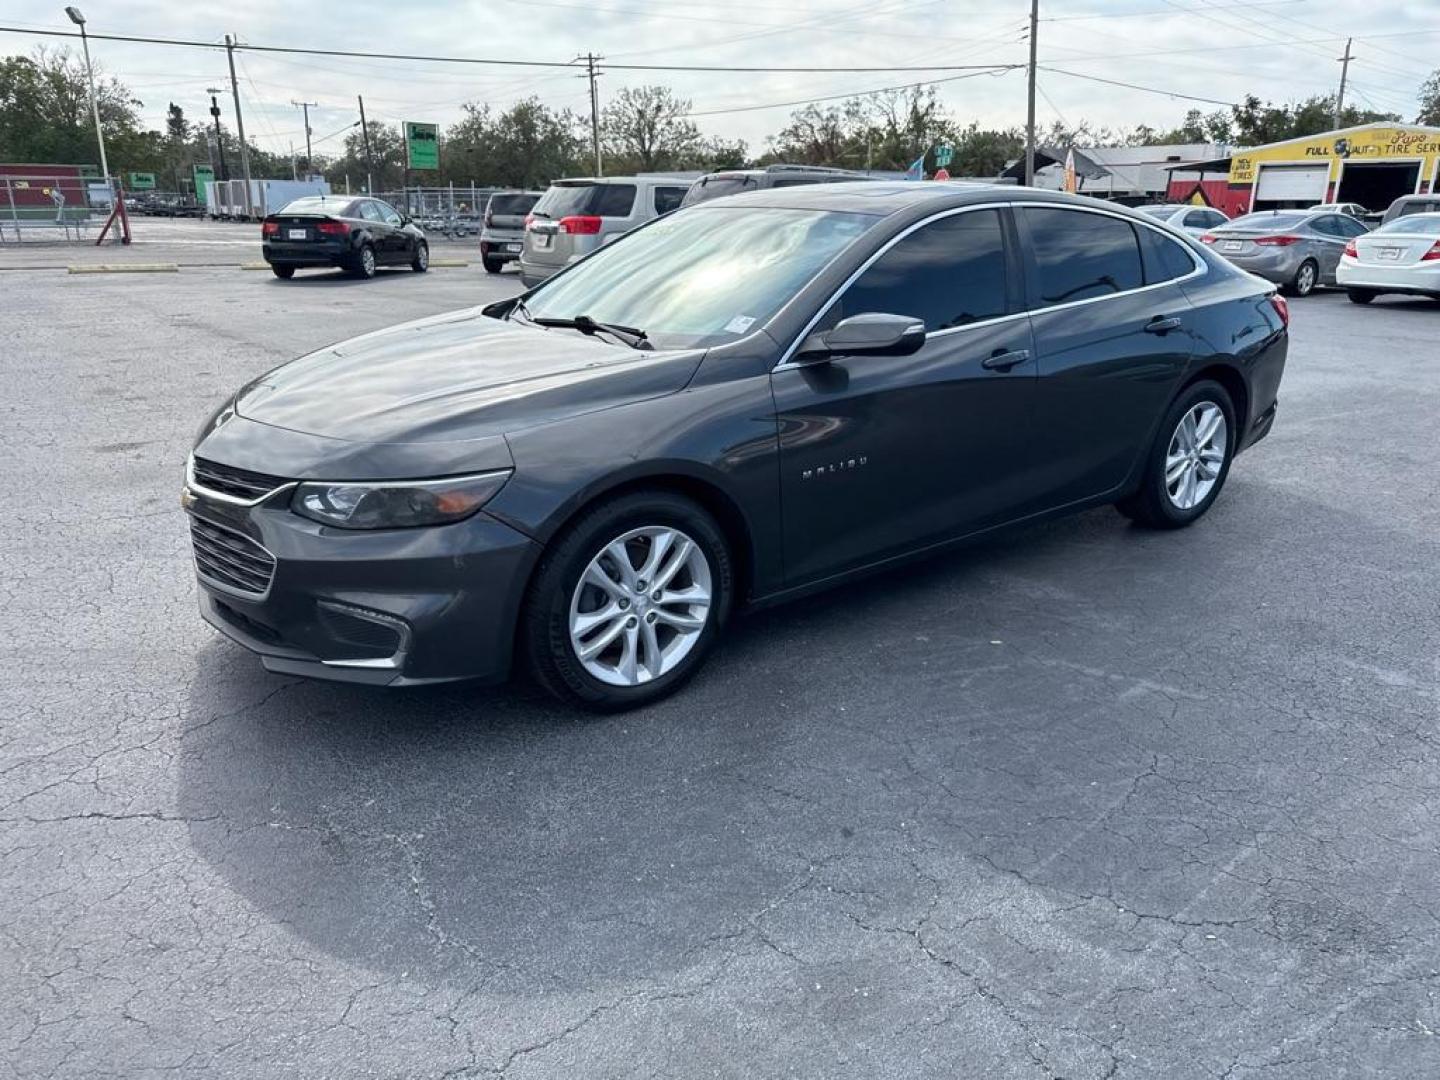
[{"x1": 3, "y1": 246, "x2": 1440, "y2": 1078}]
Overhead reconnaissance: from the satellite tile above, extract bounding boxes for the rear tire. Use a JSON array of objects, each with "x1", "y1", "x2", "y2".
[
  {"x1": 482, "y1": 255, "x2": 503, "y2": 274},
  {"x1": 411, "y1": 242, "x2": 429, "y2": 272},
  {"x1": 349, "y1": 243, "x2": 377, "y2": 279},
  {"x1": 523, "y1": 491, "x2": 733, "y2": 711},
  {"x1": 270, "y1": 264, "x2": 295, "y2": 280},
  {"x1": 1116, "y1": 379, "x2": 1236, "y2": 530},
  {"x1": 1283, "y1": 259, "x2": 1318, "y2": 297},
  {"x1": 1347, "y1": 288, "x2": 1376, "y2": 304}
]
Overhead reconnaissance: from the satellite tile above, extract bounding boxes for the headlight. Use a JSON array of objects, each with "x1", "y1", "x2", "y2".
[{"x1": 291, "y1": 471, "x2": 512, "y2": 530}]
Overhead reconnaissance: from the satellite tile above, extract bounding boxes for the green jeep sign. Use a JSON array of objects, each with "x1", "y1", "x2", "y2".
[
  {"x1": 404, "y1": 121, "x2": 439, "y2": 170},
  {"x1": 193, "y1": 165, "x2": 215, "y2": 204},
  {"x1": 128, "y1": 171, "x2": 156, "y2": 190}
]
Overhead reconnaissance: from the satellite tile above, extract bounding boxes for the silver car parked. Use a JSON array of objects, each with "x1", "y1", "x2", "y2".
[
  {"x1": 1201, "y1": 209, "x2": 1370, "y2": 297},
  {"x1": 519, "y1": 176, "x2": 691, "y2": 287},
  {"x1": 479, "y1": 190, "x2": 543, "y2": 274},
  {"x1": 1136, "y1": 203, "x2": 1229, "y2": 238}
]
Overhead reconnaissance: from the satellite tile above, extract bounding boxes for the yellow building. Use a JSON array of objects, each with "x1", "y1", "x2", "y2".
[{"x1": 1227, "y1": 123, "x2": 1440, "y2": 214}]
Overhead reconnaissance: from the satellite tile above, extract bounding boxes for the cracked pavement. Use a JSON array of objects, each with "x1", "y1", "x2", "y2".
[{"x1": 2, "y1": 262, "x2": 1438, "y2": 1078}]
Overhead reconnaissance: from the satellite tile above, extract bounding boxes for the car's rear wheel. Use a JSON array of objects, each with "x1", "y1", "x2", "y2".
[
  {"x1": 1116, "y1": 379, "x2": 1235, "y2": 529},
  {"x1": 1346, "y1": 288, "x2": 1376, "y2": 304},
  {"x1": 411, "y1": 241, "x2": 429, "y2": 272},
  {"x1": 349, "y1": 243, "x2": 377, "y2": 279},
  {"x1": 482, "y1": 255, "x2": 503, "y2": 274},
  {"x1": 270, "y1": 264, "x2": 295, "y2": 280},
  {"x1": 1284, "y1": 259, "x2": 1318, "y2": 297},
  {"x1": 523, "y1": 491, "x2": 733, "y2": 710}
]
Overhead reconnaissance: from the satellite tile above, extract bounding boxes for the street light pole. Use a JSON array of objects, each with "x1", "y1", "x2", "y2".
[{"x1": 64, "y1": 8, "x2": 110, "y2": 185}]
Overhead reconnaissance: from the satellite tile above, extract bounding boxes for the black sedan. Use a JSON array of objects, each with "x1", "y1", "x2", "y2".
[
  {"x1": 187, "y1": 184, "x2": 1288, "y2": 709},
  {"x1": 261, "y1": 196, "x2": 429, "y2": 280}
]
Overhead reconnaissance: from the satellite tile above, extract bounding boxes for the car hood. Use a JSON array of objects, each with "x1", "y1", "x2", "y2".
[{"x1": 234, "y1": 307, "x2": 705, "y2": 445}]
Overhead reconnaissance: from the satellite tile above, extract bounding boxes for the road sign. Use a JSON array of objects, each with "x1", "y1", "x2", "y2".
[
  {"x1": 193, "y1": 165, "x2": 215, "y2": 204},
  {"x1": 933, "y1": 167, "x2": 951, "y2": 181},
  {"x1": 128, "y1": 171, "x2": 156, "y2": 190},
  {"x1": 404, "y1": 121, "x2": 440, "y2": 170},
  {"x1": 935, "y1": 145, "x2": 954, "y2": 168}
]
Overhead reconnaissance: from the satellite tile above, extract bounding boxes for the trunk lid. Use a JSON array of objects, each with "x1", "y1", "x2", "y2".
[{"x1": 1353, "y1": 232, "x2": 1436, "y2": 266}]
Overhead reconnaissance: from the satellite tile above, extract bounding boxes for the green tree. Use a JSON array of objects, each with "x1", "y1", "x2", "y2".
[
  {"x1": 1417, "y1": 70, "x2": 1440, "y2": 126},
  {"x1": 602, "y1": 86, "x2": 701, "y2": 172}
]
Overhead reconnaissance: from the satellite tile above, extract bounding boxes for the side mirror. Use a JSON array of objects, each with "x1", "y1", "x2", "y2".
[{"x1": 798, "y1": 313, "x2": 926, "y2": 361}]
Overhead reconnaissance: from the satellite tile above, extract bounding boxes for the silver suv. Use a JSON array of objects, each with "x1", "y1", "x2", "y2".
[
  {"x1": 519, "y1": 176, "x2": 691, "y2": 286},
  {"x1": 480, "y1": 190, "x2": 543, "y2": 274},
  {"x1": 680, "y1": 164, "x2": 873, "y2": 208}
]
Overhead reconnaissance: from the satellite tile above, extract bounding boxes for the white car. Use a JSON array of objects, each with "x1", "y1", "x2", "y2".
[
  {"x1": 1336, "y1": 212, "x2": 1440, "y2": 304},
  {"x1": 1136, "y1": 204, "x2": 1230, "y2": 237}
]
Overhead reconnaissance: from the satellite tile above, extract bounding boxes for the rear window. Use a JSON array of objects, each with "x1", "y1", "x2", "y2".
[
  {"x1": 488, "y1": 193, "x2": 539, "y2": 216},
  {"x1": 533, "y1": 183, "x2": 637, "y2": 218},
  {"x1": 1394, "y1": 199, "x2": 1440, "y2": 219},
  {"x1": 280, "y1": 197, "x2": 353, "y2": 216},
  {"x1": 1137, "y1": 205, "x2": 1176, "y2": 218},
  {"x1": 1375, "y1": 214, "x2": 1440, "y2": 235},
  {"x1": 681, "y1": 175, "x2": 759, "y2": 206},
  {"x1": 1226, "y1": 212, "x2": 1310, "y2": 231}
]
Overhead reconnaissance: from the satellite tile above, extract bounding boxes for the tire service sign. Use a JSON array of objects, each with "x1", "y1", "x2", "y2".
[{"x1": 405, "y1": 122, "x2": 439, "y2": 170}]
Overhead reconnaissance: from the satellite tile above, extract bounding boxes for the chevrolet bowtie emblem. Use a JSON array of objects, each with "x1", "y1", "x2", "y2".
[{"x1": 180, "y1": 487, "x2": 198, "y2": 511}]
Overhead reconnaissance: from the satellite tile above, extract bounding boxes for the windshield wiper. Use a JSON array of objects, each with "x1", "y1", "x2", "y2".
[{"x1": 531, "y1": 314, "x2": 652, "y2": 350}]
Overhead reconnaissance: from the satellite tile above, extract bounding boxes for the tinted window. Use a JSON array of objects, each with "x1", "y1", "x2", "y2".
[
  {"x1": 280, "y1": 197, "x2": 354, "y2": 217},
  {"x1": 1137, "y1": 225, "x2": 1198, "y2": 284},
  {"x1": 488, "y1": 193, "x2": 538, "y2": 216},
  {"x1": 1394, "y1": 200, "x2": 1440, "y2": 219},
  {"x1": 653, "y1": 186, "x2": 686, "y2": 214},
  {"x1": 1024, "y1": 207, "x2": 1143, "y2": 306},
  {"x1": 770, "y1": 174, "x2": 825, "y2": 188},
  {"x1": 835, "y1": 210, "x2": 1009, "y2": 331},
  {"x1": 681, "y1": 175, "x2": 758, "y2": 207},
  {"x1": 533, "y1": 183, "x2": 636, "y2": 218},
  {"x1": 1310, "y1": 215, "x2": 1347, "y2": 236},
  {"x1": 375, "y1": 201, "x2": 402, "y2": 226},
  {"x1": 357, "y1": 201, "x2": 385, "y2": 222},
  {"x1": 1335, "y1": 215, "x2": 1369, "y2": 236},
  {"x1": 1183, "y1": 210, "x2": 1212, "y2": 228},
  {"x1": 1227, "y1": 212, "x2": 1310, "y2": 231}
]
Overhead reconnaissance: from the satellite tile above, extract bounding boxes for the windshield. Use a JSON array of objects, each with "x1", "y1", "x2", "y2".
[
  {"x1": 1375, "y1": 213, "x2": 1440, "y2": 235},
  {"x1": 489, "y1": 193, "x2": 538, "y2": 216},
  {"x1": 1225, "y1": 212, "x2": 1310, "y2": 231},
  {"x1": 681, "y1": 175, "x2": 759, "y2": 207},
  {"x1": 521, "y1": 206, "x2": 874, "y2": 348}
]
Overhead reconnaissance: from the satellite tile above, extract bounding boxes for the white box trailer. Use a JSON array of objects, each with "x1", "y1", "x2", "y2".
[{"x1": 206, "y1": 178, "x2": 332, "y2": 220}]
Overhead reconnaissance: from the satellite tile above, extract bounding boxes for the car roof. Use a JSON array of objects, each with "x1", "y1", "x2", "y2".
[{"x1": 695, "y1": 181, "x2": 1091, "y2": 216}]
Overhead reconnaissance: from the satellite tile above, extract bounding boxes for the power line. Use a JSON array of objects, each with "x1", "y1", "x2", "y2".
[
  {"x1": 684, "y1": 66, "x2": 1015, "y2": 117},
  {"x1": 1037, "y1": 67, "x2": 1239, "y2": 107}
]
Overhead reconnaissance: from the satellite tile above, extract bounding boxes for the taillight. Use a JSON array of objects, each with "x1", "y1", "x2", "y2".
[
  {"x1": 1422, "y1": 241, "x2": 1440, "y2": 261},
  {"x1": 559, "y1": 215, "x2": 603, "y2": 235},
  {"x1": 1199, "y1": 233, "x2": 1216, "y2": 244},
  {"x1": 1269, "y1": 293, "x2": 1290, "y2": 328},
  {"x1": 261, "y1": 220, "x2": 278, "y2": 236},
  {"x1": 316, "y1": 221, "x2": 349, "y2": 236},
  {"x1": 1343, "y1": 240, "x2": 1358, "y2": 258},
  {"x1": 1253, "y1": 235, "x2": 1300, "y2": 246}
]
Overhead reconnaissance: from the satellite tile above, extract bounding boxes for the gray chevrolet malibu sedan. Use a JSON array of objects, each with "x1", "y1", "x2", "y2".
[
  {"x1": 186, "y1": 183, "x2": 1288, "y2": 710},
  {"x1": 1201, "y1": 209, "x2": 1370, "y2": 296}
]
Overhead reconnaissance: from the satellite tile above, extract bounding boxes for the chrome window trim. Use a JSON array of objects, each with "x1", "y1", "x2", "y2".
[
  {"x1": 186, "y1": 454, "x2": 296, "y2": 508},
  {"x1": 772, "y1": 199, "x2": 1208, "y2": 372}
]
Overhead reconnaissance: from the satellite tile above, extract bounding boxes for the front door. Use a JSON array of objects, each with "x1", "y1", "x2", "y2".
[{"x1": 771, "y1": 206, "x2": 1038, "y2": 586}]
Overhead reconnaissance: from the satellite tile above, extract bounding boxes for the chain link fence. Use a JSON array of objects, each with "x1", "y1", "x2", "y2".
[{"x1": 0, "y1": 173, "x2": 127, "y2": 243}]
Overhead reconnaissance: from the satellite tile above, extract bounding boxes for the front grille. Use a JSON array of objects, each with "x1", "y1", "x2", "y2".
[
  {"x1": 191, "y1": 518, "x2": 276, "y2": 596},
  {"x1": 192, "y1": 457, "x2": 288, "y2": 501}
]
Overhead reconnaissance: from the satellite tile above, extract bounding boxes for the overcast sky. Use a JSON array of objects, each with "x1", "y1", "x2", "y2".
[{"x1": 1, "y1": 0, "x2": 1436, "y2": 160}]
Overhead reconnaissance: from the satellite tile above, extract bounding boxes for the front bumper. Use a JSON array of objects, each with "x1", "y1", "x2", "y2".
[
  {"x1": 1336, "y1": 256, "x2": 1440, "y2": 294},
  {"x1": 187, "y1": 491, "x2": 541, "y2": 686}
]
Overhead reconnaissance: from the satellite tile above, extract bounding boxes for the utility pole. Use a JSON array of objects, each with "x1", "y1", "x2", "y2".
[
  {"x1": 576, "y1": 53, "x2": 603, "y2": 176},
  {"x1": 358, "y1": 95, "x2": 375, "y2": 194},
  {"x1": 225, "y1": 34, "x2": 253, "y2": 219},
  {"x1": 291, "y1": 100, "x2": 317, "y2": 178},
  {"x1": 1334, "y1": 38, "x2": 1353, "y2": 130},
  {"x1": 206, "y1": 88, "x2": 228, "y2": 181},
  {"x1": 1025, "y1": 0, "x2": 1039, "y2": 186}
]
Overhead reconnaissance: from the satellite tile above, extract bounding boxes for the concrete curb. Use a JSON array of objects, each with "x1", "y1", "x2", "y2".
[
  {"x1": 429, "y1": 259, "x2": 470, "y2": 268},
  {"x1": 67, "y1": 264, "x2": 179, "y2": 274}
]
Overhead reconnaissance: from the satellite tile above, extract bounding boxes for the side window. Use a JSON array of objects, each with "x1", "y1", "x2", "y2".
[
  {"x1": 377, "y1": 202, "x2": 403, "y2": 226},
  {"x1": 653, "y1": 186, "x2": 686, "y2": 215},
  {"x1": 1338, "y1": 216, "x2": 1368, "y2": 236},
  {"x1": 1023, "y1": 207, "x2": 1143, "y2": 306},
  {"x1": 832, "y1": 210, "x2": 1009, "y2": 332},
  {"x1": 1311, "y1": 215, "x2": 1345, "y2": 236},
  {"x1": 1137, "y1": 225, "x2": 1199, "y2": 284},
  {"x1": 771, "y1": 175, "x2": 821, "y2": 188},
  {"x1": 595, "y1": 184, "x2": 637, "y2": 217},
  {"x1": 357, "y1": 201, "x2": 384, "y2": 223},
  {"x1": 1202, "y1": 210, "x2": 1227, "y2": 228}
]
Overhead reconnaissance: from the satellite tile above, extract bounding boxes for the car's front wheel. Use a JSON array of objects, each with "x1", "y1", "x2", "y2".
[
  {"x1": 523, "y1": 491, "x2": 733, "y2": 710},
  {"x1": 1117, "y1": 379, "x2": 1235, "y2": 529},
  {"x1": 411, "y1": 241, "x2": 429, "y2": 272}
]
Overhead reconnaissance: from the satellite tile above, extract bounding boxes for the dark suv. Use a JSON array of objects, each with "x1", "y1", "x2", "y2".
[
  {"x1": 480, "y1": 190, "x2": 543, "y2": 274},
  {"x1": 680, "y1": 164, "x2": 875, "y2": 207}
]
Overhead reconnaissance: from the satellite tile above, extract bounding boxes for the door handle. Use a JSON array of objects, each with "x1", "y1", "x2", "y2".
[
  {"x1": 1144, "y1": 316, "x2": 1183, "y2": 335},
  {"x1": 982, "y1": 348, "x2": 1031, "y2": 372}
]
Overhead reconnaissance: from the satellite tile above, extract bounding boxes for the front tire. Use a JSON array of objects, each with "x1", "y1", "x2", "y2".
[
  {"x1": 1347, "y1": 288, "x2": 1377, "y2": 304},
  {"x1": 411, "y1": 242, "x2": 429, "y2": 272},
  {"x1": 523, "y1": 491, "x2": 733, "y2": 711},
  {"x1": 270, "y1": 264, "x2": 295, "y2": 279},
  {"x1": 1116, "y1": 379, "x2": 1236, "y2": 529},
  {"x1": 1283, "y1": 259, "x2": 1318, "y2": 297}
]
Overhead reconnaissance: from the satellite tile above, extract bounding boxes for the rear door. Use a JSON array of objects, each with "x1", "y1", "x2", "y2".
[
  {"x1": 1017, "y1": 205, "x2": 1197, "y2": 502},
  {"x1": 771, "y1": 206, "x2": 1038, "y2": 584},
  {"x1": 1307, "y1": 214, "x2": 1353, "y2": 282}
]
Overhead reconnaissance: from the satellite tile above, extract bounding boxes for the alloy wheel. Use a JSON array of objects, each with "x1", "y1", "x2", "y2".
[
  {"x1": 416, "y1": 244, "x2": 428, "y2": 269},
  {"x1": 1295, "y1": 261, "x2": 1315, "y2": 295},
  {"x1": 1165, "y1": 401, "x2": 1228, "y2": 511},
  {"x1": 361, "y1": 247, "x2": 375, "y2": 276},
  {"x1": 568, "y1": 526, "x2": 712, "y2": 687}
]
